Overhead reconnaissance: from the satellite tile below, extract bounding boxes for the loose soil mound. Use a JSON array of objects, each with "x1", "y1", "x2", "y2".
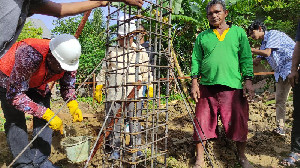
[{"x1": 0, "y1": 92, "x2": 294, "y2": 167}]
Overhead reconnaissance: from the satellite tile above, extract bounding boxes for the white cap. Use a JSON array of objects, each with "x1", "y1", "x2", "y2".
[
  {"x1": 118, "y1": 15, "x2": 136, "y2": 36},
  {"x1": 49, "y1": 34, "x2": 81, "y2": 71}
]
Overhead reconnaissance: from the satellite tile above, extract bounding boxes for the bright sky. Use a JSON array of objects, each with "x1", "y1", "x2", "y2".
[
  {"x1": 30, "y1": 0, "x2": 108, "y2": 30},
  {"x1": 30, "y1": 0, "x2": 150, "y2": 31}
]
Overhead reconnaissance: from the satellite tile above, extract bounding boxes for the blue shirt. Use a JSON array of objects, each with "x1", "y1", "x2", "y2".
[{"x1": 258, "y1": 30, "x2": 295, "y2": 82}]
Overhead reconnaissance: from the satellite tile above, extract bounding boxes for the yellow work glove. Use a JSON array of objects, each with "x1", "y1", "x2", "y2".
[
  {"x1": 42, "y1": 108, "x2": 63, "y2": 134},
  {"x1": 67, "y1": 100, "x2": 83, "y2": 122},
  {"x1": 147, "y1": 86, "x2": 154, "y2": 98},
  {"x1": 94, "y1": 85, "x2": 103, "y2": 103}
]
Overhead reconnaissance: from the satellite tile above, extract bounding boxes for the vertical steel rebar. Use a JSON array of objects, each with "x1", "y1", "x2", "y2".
[{"x1": 99, "y1": 1, "x2": 172, "y2": 167}]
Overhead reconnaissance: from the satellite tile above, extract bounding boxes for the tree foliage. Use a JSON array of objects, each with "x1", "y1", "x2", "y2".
[
  {"x1": 52, "y1": 9, "x2": 106, "y2": 82},
  {"x1": 17, "y1": 21, "x2": 43, "y2": 41},
  {"x1": 171, "y1": 0, "x2": 299, "y2": 76},
  {"x1": 226, "y1": 0, "x2": 299, "y2": 37},
  {"x1": 51, "y1": 1, "x2": 299, "y2": 81}
]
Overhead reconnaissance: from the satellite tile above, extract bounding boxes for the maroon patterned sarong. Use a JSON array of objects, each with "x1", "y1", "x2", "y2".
[{"x1": 193, "y1": 85, "x2": 249, "y2": 142}]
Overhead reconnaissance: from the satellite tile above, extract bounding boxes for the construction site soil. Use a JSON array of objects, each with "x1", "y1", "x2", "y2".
[{"x1": 0, "y1": 91, "x2": 295, "y2": 168}]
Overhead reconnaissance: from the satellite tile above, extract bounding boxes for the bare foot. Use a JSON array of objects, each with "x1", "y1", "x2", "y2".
[
  {"x1": 239, "y1": 157, "x2": 253, "y2": 168},
  {"x1": 194, "y1": 158, "x2": 205, "y2": 168}
]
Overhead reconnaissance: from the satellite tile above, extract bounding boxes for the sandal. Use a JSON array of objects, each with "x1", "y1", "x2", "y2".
[
  {"x1": 281, "y1": 152, "x2": 300, "y2": 167},
  {"x1": 273, "y1": 126, "x2": 285, "y2": 136}
]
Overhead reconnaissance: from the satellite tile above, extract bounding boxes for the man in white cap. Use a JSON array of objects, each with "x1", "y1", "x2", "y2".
[
  {"x1": 95, "y1": 15, "x2": 153, "y2": 160},
  {"x1": 0, "y1": 34, "x2": 83, "y2": 168}
]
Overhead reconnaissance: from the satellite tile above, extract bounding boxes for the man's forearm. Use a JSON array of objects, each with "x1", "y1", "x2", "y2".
[
  {"x1": 10, "y1": 93, "x2": 47, "y2": 118},
  {"x1": 32, "y1": 1, "x2": 108, "y2": 18},
  {"x1": 251, "y1": 48, "x2": 271, "y2": 57}
]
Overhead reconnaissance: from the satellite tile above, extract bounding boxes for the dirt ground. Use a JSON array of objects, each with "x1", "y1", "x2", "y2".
[{"x1": 0, "y1": 91, "x2": 295, "y2": 168}]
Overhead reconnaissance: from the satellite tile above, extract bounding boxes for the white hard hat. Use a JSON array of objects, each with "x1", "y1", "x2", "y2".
[
  {"x1": 49, "y1": 34, "x2": 81, "y2": 71},
  {"x1": 118, "y1": 15, "x2": 136, "y2": 36}
]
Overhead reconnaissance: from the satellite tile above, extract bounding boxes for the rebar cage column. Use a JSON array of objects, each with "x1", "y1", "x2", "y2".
[{"x1": 102, "y1": 0, "x2": 172, "y2": 167}]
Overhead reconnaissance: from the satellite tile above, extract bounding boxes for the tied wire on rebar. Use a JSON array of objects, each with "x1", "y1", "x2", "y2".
[
  {"x1": 84, "y1": 8, "x2": 147, "y2": 165},
  {"x1": 93, "y1": 1, "x2": 172, "y2": 167}
]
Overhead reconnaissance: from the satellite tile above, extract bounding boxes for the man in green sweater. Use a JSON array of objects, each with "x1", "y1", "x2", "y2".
[{"x1": 190, "y1": 0, "x2": 254, "y2": 167}]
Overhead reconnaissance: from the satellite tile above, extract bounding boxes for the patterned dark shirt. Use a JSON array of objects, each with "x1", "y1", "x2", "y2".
[{"x1": 0, "y1": 42, "x2": 76, "y2": 118}]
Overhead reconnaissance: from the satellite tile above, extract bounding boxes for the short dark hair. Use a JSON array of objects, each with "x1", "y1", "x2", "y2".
[
  {"x1": 206, "y1": 0, "x2": 226, "y2": 13},
  {"x1": 247, "y1": 20, "x2": 267, "y2": 35}
]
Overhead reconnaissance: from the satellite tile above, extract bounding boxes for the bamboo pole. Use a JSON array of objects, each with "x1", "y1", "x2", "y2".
[{"x1": 92, "y1": 73, "x2": 95, "y2": 105}]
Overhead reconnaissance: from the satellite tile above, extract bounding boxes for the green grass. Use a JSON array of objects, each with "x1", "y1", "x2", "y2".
[
  {"x1": 167, "y1": 156, "x2": 181, "y2": 168},
  {"x1": 288, "y1": 94, "x2": 293, "y2": 102},
  {"x1": 160, "y1": 93, "x2": 185, "y2": 104},
  {"x1": 77, "y1": 96, "x2": 105, "y2": 106},
  {"x1": 265, "y1": 94, "x2": 293, "y2": 105},
  {"x1": 76, "y1": 97, "x2": 94, "y2": 103},
  {"x1": 139, "y1": 148, "x2": 182, "y2": 168},
  {"x1": 0, "y1": 110, "x2": 5, "y2": 131},
  {"x1": 265, "y1": 99, "x2": 275, "y2": 105}
]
